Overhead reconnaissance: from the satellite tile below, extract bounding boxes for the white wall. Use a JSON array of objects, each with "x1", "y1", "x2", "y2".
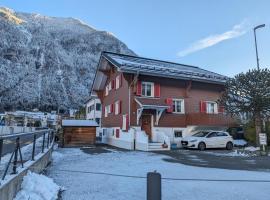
[
  {"x1": 135, "y1": 130, "x2": 149, "y2": 151},
  {"x1": 152, "y1": 127, "x2": 186, "y2": 147},
  {"x1": 101, "y1": 127, "x2": 134, "y2": 150},
  {"x1": 86, "y1": 98, "x2": 102, "y2": 121},
  {"x1": 0, "y1": 126, "x2": 36, "y2": 135}
]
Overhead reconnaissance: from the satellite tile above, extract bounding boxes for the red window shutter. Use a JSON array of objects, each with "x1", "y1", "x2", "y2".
[
  {"x1": 111, "y1": 80, "x2": 115, "y2": 89},
  {"x1": 116, "y1": 129, "x2": 120, "y2": 138},
  {"x1": 119, "y1": 101, "x2": 122, "y2": 114},
  {"x1": 200, "y1": 101, "x2": 207, "y2": 113},
  {"x1": 136, "y1": 81, "x2": 142, "y2": 96},
  {"x1": 154, "y1": 83, "x2": 160, "y2": 98},
  {"x1": 111, "y1": 104, "x2": 114, "y2": 113},
  {"x1": 165, "y1": 98, "x2": 173, "y2": 113}
]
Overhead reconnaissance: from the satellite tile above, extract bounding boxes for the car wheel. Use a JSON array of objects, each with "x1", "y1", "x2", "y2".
[
  {"x1": 226, "y1": 142, "x2": 233, "y2": 150},
  {"x1": 198, "y1": 142, "x2": 206, "y2": 151}
]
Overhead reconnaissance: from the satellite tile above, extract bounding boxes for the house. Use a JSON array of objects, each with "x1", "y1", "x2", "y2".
[
  {"x1": 92, "y1": 52, "x2": 236, "y2": 151},
  {"x1": 61, "y1": 119, "x2": 98, "y2": 147},
  {"x1": 85, "y1": 93, "x2": 102, "y2": 126}
]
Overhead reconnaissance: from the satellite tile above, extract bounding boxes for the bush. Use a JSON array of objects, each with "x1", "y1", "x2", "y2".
[
  {"x1": 34, "y1": 120, "x2": 42, "y2": 127},
  {"x1": 244, "y1": 121, "x2": 270, "y2": 146}
]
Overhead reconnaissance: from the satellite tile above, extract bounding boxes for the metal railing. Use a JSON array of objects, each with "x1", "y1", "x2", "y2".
[{"x1": 0, "y1": 129, "x2": 54, "y2": 181}]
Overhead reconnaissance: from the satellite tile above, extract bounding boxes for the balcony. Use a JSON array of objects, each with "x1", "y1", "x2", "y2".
[{"x1": 186, "y1": 113, "x2": 237, "y2": 127}]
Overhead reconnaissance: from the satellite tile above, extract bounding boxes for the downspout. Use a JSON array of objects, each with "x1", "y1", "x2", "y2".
[
  {"x1": 129, "y1": 71, "x2": 140, "y2": 150},
  {"x1": 128, "y1": 70, "x2": 140, "y2": 128}
]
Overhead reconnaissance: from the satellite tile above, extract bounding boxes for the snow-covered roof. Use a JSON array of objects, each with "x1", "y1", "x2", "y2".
[
  {"x1": 92, "y1": 52, "x2": 228, "y2": 91},
  {"x1": 106, "y1": 52, "x2": 227, "y2": 82},
  {"x1": 62, "y1": 120, "x2": 98, "y2": 127}
]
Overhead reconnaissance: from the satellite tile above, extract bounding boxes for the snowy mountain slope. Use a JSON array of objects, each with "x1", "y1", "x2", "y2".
[{"x1": 0, "y1": 7, "x2": 135, "y2": 111}]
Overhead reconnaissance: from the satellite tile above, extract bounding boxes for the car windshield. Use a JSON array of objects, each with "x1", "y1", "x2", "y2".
[{"x1": 192, "y1": 131, "x2": 210, "y2": 137}]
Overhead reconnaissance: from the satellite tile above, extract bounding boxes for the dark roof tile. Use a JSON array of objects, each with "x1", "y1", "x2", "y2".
[{"x1": 102, "y1": 52, "x2": 227, "y2": 84}]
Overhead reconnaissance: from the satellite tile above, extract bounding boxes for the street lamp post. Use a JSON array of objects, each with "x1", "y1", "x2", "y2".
[{"x1": 253, "y1": 24, "x2": 265, "y2": 70}]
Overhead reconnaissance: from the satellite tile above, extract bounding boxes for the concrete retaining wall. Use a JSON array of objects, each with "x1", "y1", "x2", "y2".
[
  {"x1": 0, "y1": 146, "x2": 53, "y2": 200},
  {"x1": 0, "y1": 126, "x2": 36, "y2": 135}
]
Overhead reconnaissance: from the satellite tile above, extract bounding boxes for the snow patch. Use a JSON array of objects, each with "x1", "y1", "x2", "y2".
[
  {"x1": 14, "y1": 172, "x2": 61, "y2": 200},
  {"x1": 233, "y1": 139, "x2": 248, "y2": 146},
  {"x1": 244, "y1": 146, "x2": 260, "y2": 152},
  {"x1": 52, "y1": 151, "x2": 64, "y2": 163},
  {"x1": 203, "y1": 150, "x2": 250, "y2": 157},
  {"x1": 48, "y1": 148, "x2": 270, "y2": 200}
]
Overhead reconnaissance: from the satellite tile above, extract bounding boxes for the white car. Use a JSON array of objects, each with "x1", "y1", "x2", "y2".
[{"x1": 181, "y1": 131, "x2": 234, "y2": 151}]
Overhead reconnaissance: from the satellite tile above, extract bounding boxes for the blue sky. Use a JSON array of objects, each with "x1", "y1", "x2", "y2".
[{"x1": 2, "y1": 0, "x2": 270, "y2": 76}]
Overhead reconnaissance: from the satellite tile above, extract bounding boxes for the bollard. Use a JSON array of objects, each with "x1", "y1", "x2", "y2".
[{"x1": 147, "y1": 171, "x2": 161, "y2": 200}]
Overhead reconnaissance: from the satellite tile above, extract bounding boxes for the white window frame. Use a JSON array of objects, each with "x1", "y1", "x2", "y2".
[
  {"x1": 105, "y1": 105, "x2": 112, "y2": 117},
  {"x1": 115, "y1": 101, "x2": 120, "y2": 115},
  {"x1": 105, "y1": 105, "x2": 109, "y2": 117},
  {"x1": 105, "y1": 85, "x2": 109, "y2": 96},
  {"x1": 141, "y1": 81, "x2": 154, "y2": 97},
  {"x1": 108, "y1": 104, "x2": 112, "y2": 114},
  {"x1": 115, "y1": 75, "x2": 120, "y2": 89},
  {"x1": 172, "y1": 99, "x2": 185, "y2": 114},
  {"x1": 206, "y1": 101, "x2": 218, "y2": 114},
  {"x1": 122, "y1": 114, "x2": 127, "y2": 131},
  {"x1": 108, "y1": 82, "x2": 112, "y2": 91}
]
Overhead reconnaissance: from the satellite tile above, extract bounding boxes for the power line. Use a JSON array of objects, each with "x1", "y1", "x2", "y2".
[{"x1": 52, "y1": 169, "x2": 270, "y2": 183}]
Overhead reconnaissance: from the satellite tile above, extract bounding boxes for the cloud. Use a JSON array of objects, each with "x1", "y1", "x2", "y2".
[{"x1": 177, "y1": 21, "x2": 248, "y2": 57}]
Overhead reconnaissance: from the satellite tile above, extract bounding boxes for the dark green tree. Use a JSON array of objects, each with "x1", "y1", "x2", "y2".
[{"x1": 221, "y1": 68, "x2": 270, "y2": 146}]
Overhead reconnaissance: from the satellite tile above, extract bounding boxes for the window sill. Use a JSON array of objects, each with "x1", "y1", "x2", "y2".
[{"x1": 137, "y1": 96, "x2": 160, "y2": 99}]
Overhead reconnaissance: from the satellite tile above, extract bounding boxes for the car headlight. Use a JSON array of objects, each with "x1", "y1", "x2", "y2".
[{"x1": 190, "y1": 139, "x2": 197, "y2": 143}]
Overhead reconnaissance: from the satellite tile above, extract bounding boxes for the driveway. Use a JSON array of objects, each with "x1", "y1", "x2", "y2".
[
  {"x1": 157, "y1": 148, "x2": 270, "y2": 172},
  {"x1": 47, "y1": 146, "x2": 270, "y2": 200}
]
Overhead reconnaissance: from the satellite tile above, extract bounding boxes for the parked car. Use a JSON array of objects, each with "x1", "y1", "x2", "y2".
[{"x1": 181, "y1": 131, "x2": 234, "y2": 151}]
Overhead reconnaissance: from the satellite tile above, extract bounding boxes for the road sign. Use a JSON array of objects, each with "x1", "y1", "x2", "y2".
[{"x1": 259, "y1": 133, "x2": 267, "y2": 145}]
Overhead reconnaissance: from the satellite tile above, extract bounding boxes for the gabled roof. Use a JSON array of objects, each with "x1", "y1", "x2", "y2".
[{"x1": 92, "y1": 52, "x2": 228, "y2": 91}]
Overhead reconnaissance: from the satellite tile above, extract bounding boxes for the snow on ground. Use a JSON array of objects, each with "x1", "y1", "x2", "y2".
[
  {"x1": 245, "y1": 146, "x2": 260, "y2": 152},
  {"x1": 48, "y1": 148, "x2": 270, "y2": 200},
  {"x1": 13, "y1": 171, "x2": 60, "y2": 200},
  {"x1": 202, "y1": 150, "x2": 251, "y2": 157},
  {"x1": 234, "y1": 139, "x2": 248, "y2": 146}
]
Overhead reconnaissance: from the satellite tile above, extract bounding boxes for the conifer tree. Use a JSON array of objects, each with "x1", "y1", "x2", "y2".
[{"x1": 221, "y1": 68, "x2": 270, "y2": 146}]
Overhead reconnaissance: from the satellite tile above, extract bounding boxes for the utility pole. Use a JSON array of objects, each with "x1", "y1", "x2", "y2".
[{"x1": 253, "y1": 24, "x2": 265, "y2": 69}]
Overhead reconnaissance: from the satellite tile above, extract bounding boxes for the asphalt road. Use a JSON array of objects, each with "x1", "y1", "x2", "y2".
[
  {"x1": 82, "y1": 145, "x2": 270, "y2": 172},
  {"x1": 157, "y1": 149, "x2": 270, "y2": 172}
]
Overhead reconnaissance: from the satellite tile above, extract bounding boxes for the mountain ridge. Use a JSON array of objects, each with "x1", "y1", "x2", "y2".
[{"x1": 0, "y1": 7, "x2": 135, "y2": 111}]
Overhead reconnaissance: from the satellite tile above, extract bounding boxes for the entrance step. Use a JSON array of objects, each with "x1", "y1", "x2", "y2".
[{"x1": 148, "y1": 142, "x2": 167, "y2": 151}]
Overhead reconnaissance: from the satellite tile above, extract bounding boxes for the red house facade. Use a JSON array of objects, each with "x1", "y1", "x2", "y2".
[{"x1": 92, "y1": 52, "x2": 236, "y2": 151}]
